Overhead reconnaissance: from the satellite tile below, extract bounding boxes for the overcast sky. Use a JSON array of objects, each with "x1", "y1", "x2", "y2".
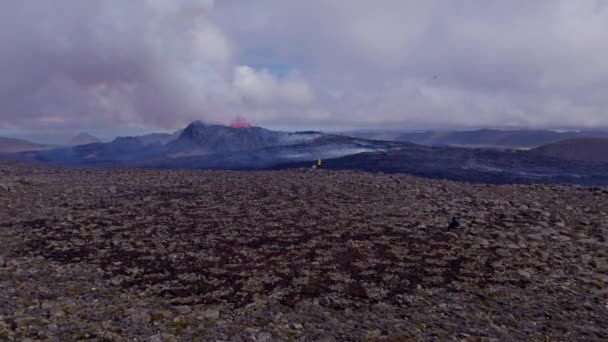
[{"x1": 1, "y1": 0, "x2": 608, "y2": 141}]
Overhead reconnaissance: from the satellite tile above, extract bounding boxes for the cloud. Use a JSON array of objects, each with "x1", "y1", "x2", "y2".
[
  {"x1": 214, "y1": 0, "x2": 608, "y2": 129},
  {"x1": 1, "y1": 0, "x2": 608, "y2": 137},
  {"x1": 233, "y1": 66, "x2": 313, "y2": 106},
  {"x1": 0, "y1": 0, "x2": 230, "y2": 132}
]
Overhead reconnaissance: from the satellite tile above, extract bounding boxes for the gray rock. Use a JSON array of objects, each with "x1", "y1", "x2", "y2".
[
  {"x1": 518, "y1": 270, "x2": 532, "y2": 281},
  {"x1": 200, "y1": 308, "x2": 220, "y2": 320},
  {"x1": 476, "y1": 238, "x2": 490, "y2": 248},
  {"x1": 0, "y1": 183, "x2": 9, "y2": 192},
  {"x1": 506, "y1": 243, "x2": 520, "y2": 249},
  {"x1": 254, "y1": 332, "x2": 273, "y2": 342},
  {"x1": 594, "y1": 274, "x2": 608, "y2": 283},
  {"x1": 444, "y1": 232, "x2": 459, "y2": 239},
  {"x1": 161, "y1": 333, "x2": 178, "y2": 342},
  {"x1": 551, "y1": 235, "x2": 571, "y2": 242},
  {"x1": 495, "y1": 248, "x2": 511, "y2": 257},
  {"x1": 13, "y1": 316, "x2": 36, "y2": 327},
  {"x1": 110, "y1": 277, "x2": 123, "y2": 286},
  {"x1": 149, "y1": 334, "x2": 162, "y2": 342},
  {"x1": 173, "y1": 306, "x2": 192, "y2": 315},
  {"x1": 15, "y1": 177, "x2": 32, "y2": 185},
  {"x1": 291, "y1": 323, "x2": 304, "y2": 330},
  {"x1": 51, "y1": 309, "x2": 65, "y2": 318},
  {"x1": 527, "y1": 234, "x2": 544, "y2": 241}
]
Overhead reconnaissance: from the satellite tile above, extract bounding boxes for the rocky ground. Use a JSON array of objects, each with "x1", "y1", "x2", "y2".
[{"x1": 1, "y1": 161, "x2": 608, "y2": 341}]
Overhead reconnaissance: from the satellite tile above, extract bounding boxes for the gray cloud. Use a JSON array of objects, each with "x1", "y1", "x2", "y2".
[
  {"x1": 1, "y1": 0, "x2": 608, "y2": 138},
  {"x1": 214, "y1": 0, "x2": 608, "y2": 129},
  {"x1": 0, "y1": 0, "x2": 229, "y2": 133}
]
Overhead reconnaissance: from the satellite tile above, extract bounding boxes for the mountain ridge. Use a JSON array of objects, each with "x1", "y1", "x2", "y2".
[
  {"x1": 342, "y1": 128, "x2": 608, "y2": 149},
  {"x1": 6, "y1": 122, "x2": 608, "y2": 186},
  {"x1": 10, "y1": 121, "x2": 396, "y2": 169},
  {"x1": 530, "y1": 138, "x2": 608, "y2": 163},
  {"x1": 0, "y1": 136, "x2": 55, "y2": 153},
  {"x1": 70, "y1": 133, "x2": 101, "y2": 146}
]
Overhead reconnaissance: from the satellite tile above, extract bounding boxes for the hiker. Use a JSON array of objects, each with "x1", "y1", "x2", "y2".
[
  {"x1": 448, "y1": 214, "x2": 461, "y2": 230},
  {"x1": 317, "y1": 159, "x2": 322, "y2": 169}
]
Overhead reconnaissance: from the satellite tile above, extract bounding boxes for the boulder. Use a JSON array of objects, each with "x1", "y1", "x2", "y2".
[
  {"x1": 173, "y1": 306, "x2": 192, "y2": 315},
  {"x1": 517, "y1": 270, "x2": 532, "y2": 281},
  {"x1": 199, "y1": 308, "x2": 220, "y2": 320}
]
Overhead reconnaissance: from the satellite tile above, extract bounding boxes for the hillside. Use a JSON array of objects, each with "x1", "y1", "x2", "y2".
[
  {"x1": 69, "y1": 133, "x2": 101, "y2": 146},
  {"x1": 166, "y1": 121, "x2": 321, "y2": 156},
  {"x1": 530, "y1": 138, "x2": 608, "y2": 163},
  {"x1": 1, "y1": 162, "x2": 607, "y2": 340},
  {"x1": 344, "y1": 129, "x2": 608, "y2": 149},
  {"x1": 276, "y1": 145, "x2": 608, "y2": 186},
  {"x1": 0, "y1": 136, "x2": 54, "y2": 153}
]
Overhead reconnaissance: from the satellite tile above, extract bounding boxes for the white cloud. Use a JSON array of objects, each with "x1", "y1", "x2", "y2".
[
  {"x1": 233, "y1": 66, "x2": 313, "y2": 106},
  {"x1": 2, "y1": 0, "x2": 608, "y2": 135}
]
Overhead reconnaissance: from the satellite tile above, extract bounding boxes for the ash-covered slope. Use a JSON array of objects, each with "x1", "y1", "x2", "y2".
[
  {"x1": 166, "y1": 121, "x2": 321, "y2": 156},
  {"x1": 530, "y1": 138, "x2": 608, "y2": 163},
  {"x1": 276, "y1": 144, "x2": 608, "y2": 186},
  {"x1": 152, "y1": 134, "x2": 402, "y2": 169}
]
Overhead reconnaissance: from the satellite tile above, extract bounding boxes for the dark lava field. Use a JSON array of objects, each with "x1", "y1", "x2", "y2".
[{"x1": 1, "y1": 161, "x2": 608, "y2": 341}]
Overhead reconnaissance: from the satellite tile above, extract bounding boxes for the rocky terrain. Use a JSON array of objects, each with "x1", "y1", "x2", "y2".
[{"x1": 1, "y1": 161, "x2": 608, "y2": 340}]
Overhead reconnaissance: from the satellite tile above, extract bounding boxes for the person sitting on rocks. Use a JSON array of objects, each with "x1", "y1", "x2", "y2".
[{"x1": 448, "y1": 214, "x2": 462, "y2": 230}]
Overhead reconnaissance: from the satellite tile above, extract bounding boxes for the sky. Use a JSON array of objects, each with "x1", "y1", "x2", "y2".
[{"x1": 1, "y1": 0, "x2": 608, "y2": 142}]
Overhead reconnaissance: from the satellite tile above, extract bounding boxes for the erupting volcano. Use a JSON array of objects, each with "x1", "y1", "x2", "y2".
[{"x1": 230, "y1": 117, "x2": 253, "y2": 128}]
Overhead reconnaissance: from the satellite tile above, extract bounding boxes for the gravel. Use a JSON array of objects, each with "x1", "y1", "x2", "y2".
[{"x1": 1, "y1": 161, "x2": 608, "y2": 340}]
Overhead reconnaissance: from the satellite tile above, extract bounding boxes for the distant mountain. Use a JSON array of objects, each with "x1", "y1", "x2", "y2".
[
  {"x1": 0, "y1": 137, "x2": 54, "y2": 153},
  {"x1": 10, "y1": 122, "x2": 608, "y2": 186},
  {"x1": 343, "y1": 129, "x2": 608, "y2": 149},
  {"x1": 19, "y1": 138, "x2": 148, "y2": 166},
  {"x1": 70, "y1": 133, "x2": 101, "y2": 146},
  {"x1": 166, "y1": 121, "x2": 322, "y2": 157},
  {"x1": 530, "y1": 138, "x2": 608, "y2": 163},
  {"x1": 135, "y1": 133, "x2": 176, "y2": 146},
  {"x1": 12, "y1": 121, "x2": 399, "y2": 169}
]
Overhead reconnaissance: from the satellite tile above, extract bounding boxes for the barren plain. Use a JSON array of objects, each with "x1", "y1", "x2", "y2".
[{"x1": 1, "y1": 161, "x2": 608, "y2": 341}]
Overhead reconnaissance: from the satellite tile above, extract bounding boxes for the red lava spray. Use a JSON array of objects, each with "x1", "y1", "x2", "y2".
[{"x1": 230, "y1": 117, "x2": 253, "y2": 128}]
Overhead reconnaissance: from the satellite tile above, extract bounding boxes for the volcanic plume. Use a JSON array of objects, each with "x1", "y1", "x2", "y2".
[{"x1": 230, "y1": 117, "x2": 253, "y2": 128}]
